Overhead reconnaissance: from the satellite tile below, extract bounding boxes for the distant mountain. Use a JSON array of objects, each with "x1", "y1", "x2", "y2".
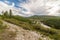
[{"x1": 28, "y1": 15, "x2": 60, "y2": 20}]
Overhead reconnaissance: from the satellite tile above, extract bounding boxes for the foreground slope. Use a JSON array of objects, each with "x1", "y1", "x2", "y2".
[
  {"x1": 0, "y1": 14, "x2": 60, "y2": 40},
  {"x1": 1, "y1": 20, "x2": 53, "y2": 40}
]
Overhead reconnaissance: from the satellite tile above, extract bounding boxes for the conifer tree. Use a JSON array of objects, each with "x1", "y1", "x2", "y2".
[{"x1": 9, "y1": 9, "x2": 12, "y2": 18}]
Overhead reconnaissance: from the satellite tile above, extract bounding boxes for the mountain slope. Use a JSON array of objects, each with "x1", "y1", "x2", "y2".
[
  {"x1": 2, "y1": 20, "x2": 53, "y2": 40},
  {"x1": 0, "y1": 14, "x2": 60, "y2": 40},
  {"x1": 28, "y1": 15, "x2": 60, "y2": 29},
  {"x1": 3, "y1": 21, "x2": 40, "y2": 40}
]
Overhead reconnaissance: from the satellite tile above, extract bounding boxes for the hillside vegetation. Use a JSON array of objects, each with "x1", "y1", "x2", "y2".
[
  {"x1": 29, "y1": 15, "x2": 60, "y2": 29},
  {"x1": 0, "y1": 10, "x2": 60, "y2": 40},
  {"x1": 28, "y1": 15, "x2": 60, "y2": 40}
]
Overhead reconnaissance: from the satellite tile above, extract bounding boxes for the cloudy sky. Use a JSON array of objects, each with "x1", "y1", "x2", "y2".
[{"x1": 0, "y1": 0, "x2": 60, "y2": 17}]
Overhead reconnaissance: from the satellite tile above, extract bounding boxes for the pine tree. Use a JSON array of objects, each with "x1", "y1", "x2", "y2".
[{"x1": 9, "y1": 9, "x2": 12, "y2": 18}]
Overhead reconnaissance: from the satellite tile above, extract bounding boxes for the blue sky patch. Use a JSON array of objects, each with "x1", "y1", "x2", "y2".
[{"x1": 0, "y1": 0, "x2": 26, "y2": 8}]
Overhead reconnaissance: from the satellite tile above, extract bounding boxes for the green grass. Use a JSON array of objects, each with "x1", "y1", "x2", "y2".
[
  {"x1": 0, "y1": 20, "x2": 7, "y2": 33},
  {"x1": 1, "y1": 15, "x2": 60, "y2": 40},
  {"x1": 0, "y1": 19, "x2": 16, "y2": 40},
  {"x1": 29, "y1": 15, "x2": 60, "y2": 29},
  {"x1": 3, "y1": 18, "x2": 34, "y2": 30},
  {"x1": 3, "y1": 17, "x2": 60, "y2": 40}
]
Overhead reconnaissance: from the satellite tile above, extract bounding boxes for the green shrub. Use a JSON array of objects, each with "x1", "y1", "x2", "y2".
[{"x1": 42, "y1": 18, "x2": 60, "y2": 29}]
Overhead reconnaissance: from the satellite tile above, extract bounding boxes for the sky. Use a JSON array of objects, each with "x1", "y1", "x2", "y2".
[{"x1": 0, "y1": 0, "x2": 60, "y2": 17}]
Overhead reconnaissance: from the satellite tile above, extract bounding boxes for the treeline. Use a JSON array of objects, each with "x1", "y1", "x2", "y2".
[
  {"x1": 42, "y1": 18, "x2": 60, "y2": 29},
  {"x1": 1, "y1": 10, "x2": 31, "y2": 23},
  {"x1": 2, "y1": 9, "x2": 12, "y2": 18},
  {"x1": 29, "y1": 15, "x2": 60, "y2": 29}
]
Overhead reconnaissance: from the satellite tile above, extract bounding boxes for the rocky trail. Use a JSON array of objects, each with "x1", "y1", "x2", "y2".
[{"x1": 2, "y1": 21, "x2": 53, "y2": 40}]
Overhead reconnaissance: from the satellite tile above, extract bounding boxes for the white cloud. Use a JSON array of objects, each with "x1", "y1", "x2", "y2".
[
  {"x1": 46, "y1": 0, "x2": 60, "y2": 16},
  {"x1": 0, "y1": 0, "x2": 60, "y2": 17},
  {"x1": 0, "y1": 1, "x2": 24, "y2": 16},
  {"x1": 20, "y1": 0, "x2": 48, "y2": 16},
  {"x1": 19, "y1": 0, "x2": 60, "y2": 16}
]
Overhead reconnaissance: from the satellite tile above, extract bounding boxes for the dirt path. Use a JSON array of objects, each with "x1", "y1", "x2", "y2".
[
  {"x1": 3, "y1": 21, "x2": 41, "y2": 40},
  {"x1": 2, "y1": 21, "x2": 53, "y2": 40}
]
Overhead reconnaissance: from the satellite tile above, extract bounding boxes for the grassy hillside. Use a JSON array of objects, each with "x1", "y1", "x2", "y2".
[
  {"x1": 29, "y1": 15, "x2": 60, "y2": 29},
  {"x1": 0, "y1": 20, "x2": 7, "y2": 33},
  {"x1": 0, "y1": 20, "x2": 16, "y2": 40},
  {"x1": 28, "y1": 15, "x2": 60, "y2": 40},
  {"x1": 0, "y1": 11, "x2": 60, "y2": 40}
]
